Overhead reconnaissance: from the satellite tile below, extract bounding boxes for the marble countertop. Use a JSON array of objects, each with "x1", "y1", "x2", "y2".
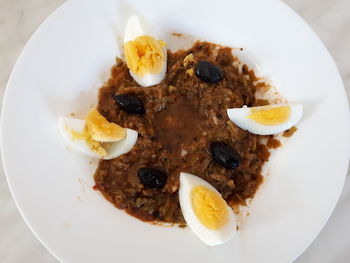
[{"x1": 0, "y1": 0, "x2": 349, "y2": 262}]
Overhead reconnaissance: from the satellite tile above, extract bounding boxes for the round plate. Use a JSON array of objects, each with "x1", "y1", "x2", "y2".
[{"x1": 2, "y1": 0, "x2": 350, "y2": 262}]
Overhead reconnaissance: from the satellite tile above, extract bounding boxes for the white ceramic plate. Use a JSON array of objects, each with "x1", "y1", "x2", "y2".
[{"x1": 2, "y1": 0, "x2": 350, "y2": 262}]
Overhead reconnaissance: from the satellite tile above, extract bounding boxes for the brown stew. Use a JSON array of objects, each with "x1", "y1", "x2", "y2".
[{"x1": 94, "y1": 42, "x2": 272, "y2": 224}]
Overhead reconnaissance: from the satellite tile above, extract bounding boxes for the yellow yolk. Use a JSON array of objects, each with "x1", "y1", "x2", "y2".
[
  {"x1": 191, "y1": 186, "x2": 229, "y2": 230},
  {"x1": 124, "y1": 35, "x2": 166, "y2": 77},
  {"x1": 69, "y1": 109, "x2": 126, "y2": 157},
  {"x1": 249, "y1": 105, "x2": 291, "y2": 125},
  {"x1": 70, "y1": 126, "x2": 107, "y2": 157},
  {"x1": 85, "y1": 108, "x2": 126, "y2": 142}
]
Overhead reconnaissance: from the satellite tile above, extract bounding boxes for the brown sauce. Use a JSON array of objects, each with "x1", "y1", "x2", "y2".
[
  {"x1": 283, "y1": 126, "x2": 298, "y2": 137},
  {"x1": 94, "y1": 41, "x2": 272, "y2": 224},
  {"x1": 267, "y1": 137, "x2": 282, "y2": 149},
  {"x1": 154, "y1": 96, "x2": 202, "y2": 156}
]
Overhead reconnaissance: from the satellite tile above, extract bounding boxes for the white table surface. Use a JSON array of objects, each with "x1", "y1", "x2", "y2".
[{"x1": 0, "y1": 0, "x2": 349, "y2": 262}]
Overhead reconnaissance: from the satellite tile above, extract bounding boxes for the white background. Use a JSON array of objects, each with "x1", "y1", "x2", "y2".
[{"x1": 0, "y1": 0, "x2": 349, "y2": 262}]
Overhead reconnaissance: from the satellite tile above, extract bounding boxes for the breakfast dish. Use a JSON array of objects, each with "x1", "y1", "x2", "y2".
[
  {"x1": 58, "y1": 15, "x2": 303, "y2": 246},
  {"x1": 3, "y1": 0, "x2": 348, "y2": 261}
]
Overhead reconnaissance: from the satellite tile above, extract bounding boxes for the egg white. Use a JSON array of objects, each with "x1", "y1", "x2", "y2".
[
  {"x1": 58, "y1": 116, "x2": 138, "y2": 160},
  {"x1": 179, "y1": 172, "x2": 237, "y2": 246},
  {"x1": 124, "y1": 15, "x2": 167, "y2": 87},
  {"x1": 227, "y1": 104, "x2": 303, "y2": 135}
]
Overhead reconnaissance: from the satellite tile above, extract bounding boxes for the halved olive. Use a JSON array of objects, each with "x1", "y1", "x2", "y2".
[
  {"x1": 113, "y1": 94, "x2": 145, "y2": 114},
  {"x1": 138, "y1": 167, "x2": 167, "y2": 189},
  {"x1": 210, "y1": 141, "x2": 241, "y2": 169},
  {"x1": 195, "y1": 61, "x2": 224, "y2": 84}
]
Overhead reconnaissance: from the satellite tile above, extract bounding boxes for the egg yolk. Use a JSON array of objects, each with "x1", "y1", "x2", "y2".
[
  {"x1": 249, "y1": 105, "x2": 291, "y2": 125},
  {"x1": 191, "y1": 186, "x2": 229, "y2": 230},
  {"x1": 70, "y1": 126, "x2": 107, "y2": 157},
  {"x1": 70, "y1": 109, "x2": 126, "y2": 157},
  {"x1": 85, "y1": 108, "x2": 126, "y2": 142},
  {"x1": 124, "y1": 35, "x2": 166, "y2": 77}
]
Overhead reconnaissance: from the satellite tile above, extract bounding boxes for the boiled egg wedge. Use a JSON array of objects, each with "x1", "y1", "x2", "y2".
[
  {"x1": 58, "y1": 109, "x2": 138, "y2": 160},
  {"x1": 124, "y1": 15, "x2": 167, "y2": 87},
  {"x1": 227, "y1": 104, "x2": 303, "y2": 135},
  {"x1": 179, "y1": 172, "x2": 237, "y2": 246}
]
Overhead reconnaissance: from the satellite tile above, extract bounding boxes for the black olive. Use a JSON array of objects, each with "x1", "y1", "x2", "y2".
[
  {"x1": 195, "y1": 61, "x2": 224, "y2": 84},
  {"x1": 210, "y1": 141, "x2": 241, "y2": 169},
  {"x1": 138, "y1": 167, "x2": 167, "y2": 189},
  {"x1": 113, "y1": 94, "x2": 145, "y2": 114}
]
